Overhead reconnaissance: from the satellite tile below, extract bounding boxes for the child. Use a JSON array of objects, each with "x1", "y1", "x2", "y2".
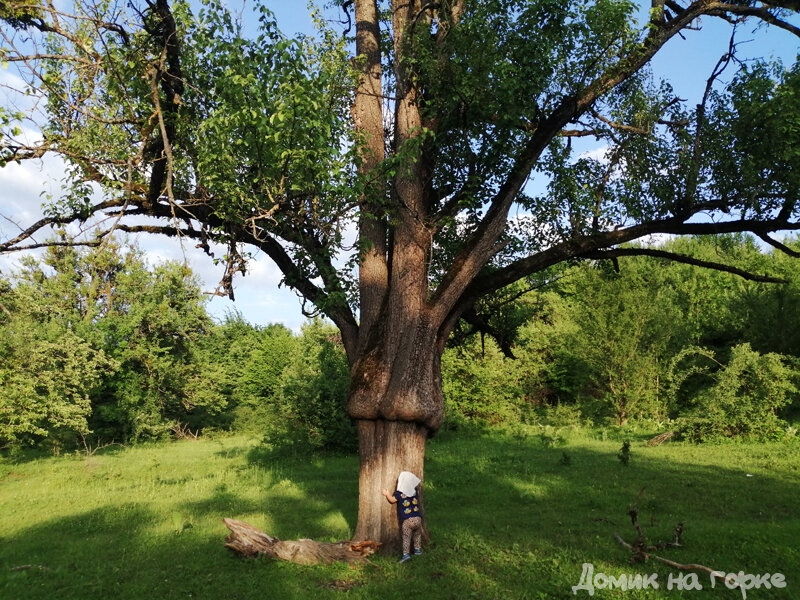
[{"x1": 382, "y1": 471, "x2": 423, "y2": 563}]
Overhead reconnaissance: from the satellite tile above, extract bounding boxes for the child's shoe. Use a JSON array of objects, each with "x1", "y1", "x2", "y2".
[
  {"x1": 414, "y1": 548, "x2": 423, "y2": 556},
  {"x1": 398, "y1": 554, "x2": 412, "y2": 563}
]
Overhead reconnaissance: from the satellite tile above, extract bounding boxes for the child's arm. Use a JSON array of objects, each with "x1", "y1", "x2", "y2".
[{"x1": 381, "y1": 489, "x2": 397, "y2": 504}]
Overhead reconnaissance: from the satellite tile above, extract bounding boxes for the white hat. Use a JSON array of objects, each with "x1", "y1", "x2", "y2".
[{"x1": 396, "y1": 471, "x2": 421, "y2": 497}]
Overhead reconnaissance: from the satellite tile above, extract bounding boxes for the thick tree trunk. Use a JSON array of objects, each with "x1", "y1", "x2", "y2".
[
  {"x1": 345, "y1": 0, "x2": 452, "y2": 557},
  {"x1": 353, "y1": 419, "x2": 429, "y2": 553},
  {"x1": 347, "y1": 319, "x2": 445, "y2": 553}
]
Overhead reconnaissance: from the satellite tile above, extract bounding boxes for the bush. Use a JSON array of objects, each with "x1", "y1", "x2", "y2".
[
  {"x1": 534, "y1": 403, "x2": 586, "y2": 427},
  {"x1": 675, "y1": 344, "x2": 799, "y2": 442},
  {"x1": 0, "y1": 327, "x2": 115, "y2": 452}
]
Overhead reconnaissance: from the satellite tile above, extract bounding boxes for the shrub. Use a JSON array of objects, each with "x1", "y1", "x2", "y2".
[{"x1": 674, "y1": 344, "x2": 798, "y2": 442}]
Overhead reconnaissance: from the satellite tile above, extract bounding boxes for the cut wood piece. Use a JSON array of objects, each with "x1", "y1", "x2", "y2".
[{"x1": 223, "y1": 518, "x2": 381, "y2": 565}]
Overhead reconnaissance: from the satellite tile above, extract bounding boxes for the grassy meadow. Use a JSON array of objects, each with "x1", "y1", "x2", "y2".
[{"x1": 1, "y1": 427, "x2": 798, "y2": 600}]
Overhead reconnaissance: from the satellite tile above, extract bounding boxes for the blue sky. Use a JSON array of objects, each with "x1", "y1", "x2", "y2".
[{"x1": 0, "y1": 3, "x2": 798, "y2": 330}]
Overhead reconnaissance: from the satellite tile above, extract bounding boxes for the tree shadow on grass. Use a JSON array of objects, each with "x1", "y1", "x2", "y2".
[
  {"x1": 241, "y1": 444, "x2": 359, "y2": 539},
  {"x1": 0, "y1": 502, "x2": 326, "y2": 600},
  {"x1": 2, "y1": 433, "x2": 798, "y2": 600},
  {"x1": 412, "y1": 431, "x2": 800, "y2": 599},
  {"x1": 234, "y1": 430, "x2": 800, "y2": 598}
]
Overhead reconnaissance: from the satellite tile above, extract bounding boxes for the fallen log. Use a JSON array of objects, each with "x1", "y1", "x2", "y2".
[
  {"x1": 647, "y1": 431, "x2": 676, "y2": 447},
  {"x1": 223, "y1": 518, "x2": 381, "y2": 565}
]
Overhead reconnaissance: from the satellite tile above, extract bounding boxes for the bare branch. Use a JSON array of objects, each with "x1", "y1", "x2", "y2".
[
  {"x1": 0, "y1": 238, "x2": 104, "y2": 252},
  {"x1": 614, "y1": 532, "x2": 733, "y2": 582},
  {"x1": 588, "y1": 108, "x2": 652, "y2": 135},
  {"x1": 614, "y1": 509, "x2": 730, "y2": 585},
  {"x1": 582, "y1": 247, "x2": 788, "y2": 283},
  {"x1": 454, "y1": 214, "x2": 800, "y2": 321},
  {"x1": 707, "y1": 4, "x2": 800, "y2": 38},
  {"x1": 460, "y1": 308, "x2": 517, "y2": 359},
  {"x1": 244, "y1": 231, "x2": 359, "y2": 360},
  {"x1": 679, "y1": 36, "x2": 738, "y2": 213},
  {"x1": 1, "y1": 53, "x2": 96, "y2": 65},
  {"x1": 0, "y1": 198, "x2": 129, "y2": 253},
  {"x1": 756, "y1": 233, "x2": 800, "y2": 258},
  {"x1": 560, "y1": 128, "x2": 604, "y2": 138}
]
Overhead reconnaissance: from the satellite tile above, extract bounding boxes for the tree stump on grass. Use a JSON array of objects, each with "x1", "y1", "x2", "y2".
[{"x1": 223, "y1": 518, "x2": 381, "y2": 565}]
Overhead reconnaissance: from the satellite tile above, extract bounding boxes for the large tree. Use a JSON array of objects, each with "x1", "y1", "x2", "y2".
[{"x1": 1, "y1": 0, "x2": 799, "y2": 550}]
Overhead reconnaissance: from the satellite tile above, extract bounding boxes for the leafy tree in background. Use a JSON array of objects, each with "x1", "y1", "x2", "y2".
[
  {"x1": 221, "y1": 318, "x2": 300, "y2": 434},
  {"x1": 0, "y1": 241, "x2": 225, "y2": 446},
  {"x1": 0, "y1": 321, "x2": 114, "y2": 452},
  {"x1": 2, "y1": 0, "x2": 799, "y2": 549},
  {"x1": 277, "y1": 320, "x2": 354, "y2": 453},
  {"x1": 736, "y1": 238, "x2": 800, "y2": 357},
  {"x1": 547, "y1": 235, "x2": 800, "y2": 426},
  {"x1": 0, "y1": 248, "x2": 117, "y2": 451},
  {"x1": 239, "y1": 324, "x2": 297, "y2": 404},
  {"x1": 657, "y1": 235, "x2": 771, "y2": 350},
  {"x1": 564, "y1": 260, "x2": 679, "y2": 425},
  {"x1": 466, "y1": 234, "x2": 800, "y2": 429},
  {"x1": 95, "y1": 259, "x2": 222, "y2": 440},
  {"x1": 442, "y1": 336, "x2": 525, "y2": 425}
]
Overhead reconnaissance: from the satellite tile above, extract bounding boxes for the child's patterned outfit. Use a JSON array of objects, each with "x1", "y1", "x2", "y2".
[{"x1": 393, "y1": 490, "x2": 422, "y2": 556}]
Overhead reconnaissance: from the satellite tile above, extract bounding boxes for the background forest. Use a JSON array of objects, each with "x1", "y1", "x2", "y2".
[{"x1": 2, "y1": 233, "x2": 799, "y2": 455}]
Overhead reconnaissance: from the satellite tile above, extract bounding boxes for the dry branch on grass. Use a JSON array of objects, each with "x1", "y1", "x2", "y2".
[
  {"x1": 614, "y1": 507, "x2": 729, "y2": 585},
  {"x1": 223, "y1": 518, "x2": 381, "y2": 565},
  {"x1": 647, "y1": 431, "x2": 676, "y2": 447},
  {"x1": 171, "y1": 423, "x2": 200, "y2": 440},
  {"x1": 78, "y1": 433, "x2": 124, "y2": 457}
]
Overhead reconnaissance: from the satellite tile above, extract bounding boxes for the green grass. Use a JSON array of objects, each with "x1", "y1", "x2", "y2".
[{"x1": 1, "y1": 428, "x2": 798, "y2": 599}]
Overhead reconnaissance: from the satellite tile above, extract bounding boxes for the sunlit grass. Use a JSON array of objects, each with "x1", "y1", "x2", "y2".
[{"x1": 1, "y1": 428, "x2": 798, "y2": 599}]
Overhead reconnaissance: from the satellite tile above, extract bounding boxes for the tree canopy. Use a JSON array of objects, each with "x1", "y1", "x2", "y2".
[{"x1": 0, "y1": 1, "x2": 798, "y2": 348}]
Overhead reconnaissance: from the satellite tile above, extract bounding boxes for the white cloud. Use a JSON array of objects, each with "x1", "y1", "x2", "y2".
[
  {"x1": 138, "y1": 233, "x2": 305, "y2": 329},
  {"x1": 578, "y1": 144, "x2": 611, "y2": 164},
  {"x1": 0, "y1": 156, "x2": 62, "y2": 224},
  {"x1": 639, "y1": 233, "x2": 675, "y2": 248},
  {"x1": 0, "y1": 68, "x2": 28, "y2": 89}
]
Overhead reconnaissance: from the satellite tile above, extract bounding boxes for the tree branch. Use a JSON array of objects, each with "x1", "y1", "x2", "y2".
[
  {"x1": 454, "y1": 215, "x2": 800, "y2": 322},
  {"x1": 582, "y1": 247, "x2": 788, "y2": 283},
  {"x1": 588, "y1": 108, "x2": 652, "y2": 135},
  {"x1": 707, "y1": 4, "x2": 800, "y2": 38},
  {"x1": 0, "y1": 198, "x2": 129, "y2": 253},
  {"x1": 460, "y1": 308, "x2": 517, "y2": 359},
  {"x1": 430, "y1": 0, "x2": 722, "y2": 322},
  {"x1": 353, "y1": 0, "x2": 389, "y2": 350},
  {"x1": 235, "y1": 222, "x2": 359, "y2": 360},
  {"x1": 614, "y1": 508, "x2": 730, "y2": 585},
  {"x1": 679, "y1": 35, "x2": 738, "y2": 214},
  {"x1": 756, "y1": 233, "x2": 800, "y2": 258}
]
